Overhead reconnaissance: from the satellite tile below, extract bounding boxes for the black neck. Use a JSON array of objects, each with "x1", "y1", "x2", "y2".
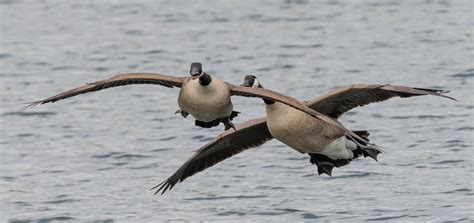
[
  {"x1": 263, "y1": 98, "x2": 275, "y2": 105},
  {"x1": 199, "y1": 72, "x2": 212, "y2": 86},
  {"x1": 256, "y1": 84, "x2": 274, "y2": 104}
]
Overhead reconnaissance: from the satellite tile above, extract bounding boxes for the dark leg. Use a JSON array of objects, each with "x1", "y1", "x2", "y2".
[
  {"x1": 221, "y1": 117, "x2": 236, "y2": 131},
  {"x1": 175, "y1": 109, "x2": 189, "y2": 118},
  {"x1": 309, "y1": 153, "x2": 351, "y2": 176}
]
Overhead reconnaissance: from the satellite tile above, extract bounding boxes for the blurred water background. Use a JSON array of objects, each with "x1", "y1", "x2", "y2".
[{"x1": 1, "y1": 0, "x2": 473, "y2": 222}]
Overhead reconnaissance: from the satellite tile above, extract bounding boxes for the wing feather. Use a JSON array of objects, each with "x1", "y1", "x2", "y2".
[
  {"x1": 306, "y1": 84, "x2": 456, "y2": 118},
  {"x1": 151, "y1": 118, "x2": 273, "y2": 195},
  {"x1": 22, "y1": 73, "x2": 185, "y2": 109}
]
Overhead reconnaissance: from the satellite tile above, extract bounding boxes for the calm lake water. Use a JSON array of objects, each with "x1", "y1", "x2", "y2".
[{"x1": 1, "y1": 1, "x2": 473, "y2": 222}]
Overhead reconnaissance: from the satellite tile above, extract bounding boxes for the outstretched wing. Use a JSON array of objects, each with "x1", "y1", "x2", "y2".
[
  {"x1": 305, "y1": 84, "x2": 456, "y2": 118},
  {"x1": 152, "y1": 118, "x2": 273, "y2": 195},
  {"x1": 22, "y1": 73, "x2": 185, "y2": 109}
]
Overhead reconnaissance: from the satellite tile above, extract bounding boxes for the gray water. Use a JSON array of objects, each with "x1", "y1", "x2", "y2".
[{"x1": 1, "y1": 1, "x2": 473, "y2": 222}]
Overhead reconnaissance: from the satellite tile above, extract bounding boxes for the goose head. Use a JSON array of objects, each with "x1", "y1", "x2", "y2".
[
  {"x1": 241, "y1": 75, "x2": 262, "y2": 88},
  {"x1": 190, "y1": 62, "x2": 204, "y2": 78},
  {"x1": 241, "y1": 75, "x2": 275, "y2": 105}
]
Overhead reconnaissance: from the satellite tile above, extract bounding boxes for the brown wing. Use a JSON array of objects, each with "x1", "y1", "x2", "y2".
[
  {"x1": 228, "y1": 83, "x2": 345, "y2": 131},
  {"x1": 22, "y1": 73, "x2": 185, "y2": 109},
  {"x1": 151, "y1": 118, "x2": 273, "y2": 195},
  {"x1": 305, "y1": 84, "x2": 456, "y2": 119}
]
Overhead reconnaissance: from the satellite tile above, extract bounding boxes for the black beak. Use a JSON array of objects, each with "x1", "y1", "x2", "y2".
[
  {"x1": 241, "y1": 79, "x2": 252, "y2": 87},
  {"x1": 190, "y1": 67, "x2": 201, "y2": 77}
]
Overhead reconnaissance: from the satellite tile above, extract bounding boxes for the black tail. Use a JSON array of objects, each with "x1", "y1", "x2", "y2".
[
  {"x1": 346, "y1": 130, "x2": 382, "y2": 161},
  {"x1": 309, "y1": 130, "x2": 382, "y2": 176}
]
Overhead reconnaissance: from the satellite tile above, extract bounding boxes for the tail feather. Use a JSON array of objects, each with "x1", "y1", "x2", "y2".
[
  {"x1": 309, "y1": 130, "x2": 382, "y2": 176},
  {"x1": 345, "y1": 131, "x2": 382, "y2": 161}
]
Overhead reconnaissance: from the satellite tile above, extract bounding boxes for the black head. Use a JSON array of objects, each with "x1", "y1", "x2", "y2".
[
  {"x1": 241, "y1": 75, "x2": 262, "y2": 88},
  {"x1": 190, "y1": 62, "x2": 203, "y2": 77}
]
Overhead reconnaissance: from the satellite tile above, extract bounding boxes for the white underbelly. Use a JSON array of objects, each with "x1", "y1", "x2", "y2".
[
  {"x1": 178, "y1": 78, "x2": 233, "y2": 122},
  {"x1": 266, "y1": 102, "x2": 354, "y2": 160}
]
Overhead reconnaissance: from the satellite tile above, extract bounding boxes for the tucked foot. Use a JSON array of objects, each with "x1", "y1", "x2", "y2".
[
  {"x1": 175, "y1": 109, "x2": 189, "y2": 118},
  {"x1": 229, "y1": 111, "x2": 240, "y2": 120},
  {"x1": 222, "y1": 118, "x2": 236, "y2": 131},
  {"x1": 309, "y1": 153, "x2": 351, "y2": 176}
]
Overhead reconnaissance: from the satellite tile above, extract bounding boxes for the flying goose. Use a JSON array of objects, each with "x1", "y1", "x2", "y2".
[
  {"x1": 152, "y1": 75, "x2": 455, "y2": 195},
  {"x1": 23, "y1": 63, "x2": 325, "y2": 130}
]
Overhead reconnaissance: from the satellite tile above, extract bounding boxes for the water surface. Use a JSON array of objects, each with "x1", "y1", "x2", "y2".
[{"x1": 1, "y1": 1, "x2": 473, "y2": 222}]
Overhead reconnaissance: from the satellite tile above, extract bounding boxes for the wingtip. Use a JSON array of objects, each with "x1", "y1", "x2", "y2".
[
  {"x1": 414, "y1": 87, "x2": 457, "y2": 101},
  {"x1": 19, "y1": 101, "x2": 42, "y2": 111},
  {"x1": 151, "y1": 180, "x2": 173, "y2": 196},
  {"x1": 437, "y1": 93, "x2": 457, "y2": 101}
]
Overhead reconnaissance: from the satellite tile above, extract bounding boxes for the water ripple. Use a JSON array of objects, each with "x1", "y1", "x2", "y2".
[
  {"x1": 185, "y1": 195, "x2": 268, "y2": 201},
  {"x1": 2, "y1": 111, "x2": 57, "y2": 117},
  {"x1": 366, "y1": 214, "x2": 409, "y2": 221}
]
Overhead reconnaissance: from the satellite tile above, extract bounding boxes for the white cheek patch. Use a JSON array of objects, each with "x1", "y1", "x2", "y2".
[{"x1": 252, "y1": 79, "x2": 260, "y2": 88}]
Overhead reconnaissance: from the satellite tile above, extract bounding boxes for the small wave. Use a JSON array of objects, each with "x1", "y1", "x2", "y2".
[
  {"x1": 124, "y1": 29, "x2": 144, "y2": 35},
  {"x1": 389, "y1": 115, "x2": 445, "y2": 120},
  {"x1": 185, "y1": 195, "x2": 267, "y2": 201},
  {"x1": 285, "y1": 156, "x2": 307, "y2": 161},
  {"x1": 217, "y1": 211, "x2": 246, "y2": 216},
  {"x1": 16, "y1": 133, "x2": 35, "y2": 138},
  {"x1": 10, "y1": 216, "x2": 74, "y2": 223},
  {"x1": 366, "y1": 214, "x2": 409, "y2": 221},
  {"x1": 127, "y1": 163, "x2": 159, "y2": 170},
  {"x1": 0, "y1": 53, "x2": 12, "y2": 59},
  {"x1": 280, "y1": 44, "x2": 323, "y2": 49},
  {"x1": 274, "y1": 208, "x2": 303, "y2": 213},
  {"x1": 432, "y1": 159, "x2": 464, "y2": 164},
  {"x1": 442, "y1": 188, "x2": 471, "y2": 194},
  {"x1": 2, "y1": 111, "x2": 57, "y2": 117},
  {"x1": 92, "y1": 152, "x2": 149, "y2": 160},
  {"x1": 238, "y1": 56, "x2": 255, "y2": 60},
  {"x1": 331, "y1": 171, "x2": 383, "y2": 179},
  {"x1": 92, "y1": 152, "x2": 122, "y2": 159},
  {"x1": 2, "y1": 176, "x2": 15, "y2": 181},
  {"x1": 143, "y1": 49, "x2": 165, "y2": 54},
  {"x1": 276, "y1": 53, "x2": 304, "y2": 58},
  {"x1": 255, "y1": 186, "x2": 285, "y2": 190},
  {"x1": 51, "y1": 65, "x2": 78, "y2": 71},
  {"x1": 345, "y1": 69, "x2": 363, "y2": 73},
  {"x1": 11, "y1": 201, "x2": 31, "y2": 207},
  {"x1": 149, "y1": 148, "x2": 173, "y2": 152},
  {"x1": 159, "y1": 136, "x2": 176, "y2": 141},
  {"x1": 301, "y1": 213, "x2": 321, "y2": 219},
  {"x1": 92, "y1": 67, "x2": 110, "y2": 72},
  {"x1": 43, "y1": 198, "x2": 79, "y2": 204},
  {"x1": 451, "y1": 68, "x2": 474, "y2": 78},
  {"x1": 456, "y1": 126, "x2": 474, "y2": 131},
  {"x1": 114, "y1": 154, "x2": 149, "y2": 159}
]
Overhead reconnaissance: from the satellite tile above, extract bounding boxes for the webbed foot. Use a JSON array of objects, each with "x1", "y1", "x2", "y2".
[{"x1": 222, "y1": 118, "x2": 236, "y2": 131}]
